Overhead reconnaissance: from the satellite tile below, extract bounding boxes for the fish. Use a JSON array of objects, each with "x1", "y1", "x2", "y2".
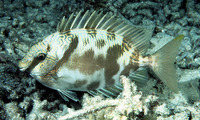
[{"x1": 18, "y1": 11, "x2": 184, "y2": 101}]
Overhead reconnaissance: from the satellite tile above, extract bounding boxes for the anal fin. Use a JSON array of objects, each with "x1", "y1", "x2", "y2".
[
  {"x1": 129, "y1": 67, "x2": 149, "y2": 87},
  {"x1": 87, "y1": 83, "x2": 123, "y2": 98}
]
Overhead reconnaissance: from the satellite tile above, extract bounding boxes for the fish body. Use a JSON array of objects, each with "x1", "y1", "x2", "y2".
[{"x1": 18, "y1": 11, "x2": 183, "y2": 101}]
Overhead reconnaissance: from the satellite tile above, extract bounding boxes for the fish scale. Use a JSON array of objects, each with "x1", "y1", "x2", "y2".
[{"x1": 18, "y1": 11, "x2": 184, "y2": 101}]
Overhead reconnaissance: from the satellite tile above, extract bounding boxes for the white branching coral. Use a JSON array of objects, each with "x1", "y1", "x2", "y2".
[{"x1": 59, "y1": 76, "x2": 158, "y2": 120}]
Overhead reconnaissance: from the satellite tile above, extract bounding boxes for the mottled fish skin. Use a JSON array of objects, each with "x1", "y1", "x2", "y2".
[
  {"x1": 19, "y1": 29, "x2": 140, "y2": 91},
  {"x1": 57, "y1": 29, "x2": 140, "y2": 91},
  {"x1": 19, "y1": 11, "x2": 184, "y2": 101}
]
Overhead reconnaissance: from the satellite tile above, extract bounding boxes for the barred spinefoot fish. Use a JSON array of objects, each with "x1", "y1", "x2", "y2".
[{"x1": 18, "y1": 11, "x2": 184, "y2": 101}]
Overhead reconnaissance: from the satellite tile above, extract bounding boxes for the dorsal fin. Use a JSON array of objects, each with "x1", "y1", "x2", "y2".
[{"x1": 57, "y1": 11, "x2": 152, "y2": 54}]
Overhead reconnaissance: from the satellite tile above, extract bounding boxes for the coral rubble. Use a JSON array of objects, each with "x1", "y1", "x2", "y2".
[{"x1": 0, "y1": 0, "x2": 199, "y2": 119}]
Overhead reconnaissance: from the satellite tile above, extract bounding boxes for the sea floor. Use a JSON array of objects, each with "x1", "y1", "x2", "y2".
[{"x1": 0, "y1": 0, "x2": 199, "y2": 119}]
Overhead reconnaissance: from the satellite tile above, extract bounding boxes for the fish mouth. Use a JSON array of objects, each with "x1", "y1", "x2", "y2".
[
  {"x1": 18, "y1": 61, "x2": 30, "y2": 72},
  {"x1": 19, "y1": 66, "x2": 28, "y2": 72},
  {"x1": 20, "y1": 68, "x2": 26, "y2": 71}
]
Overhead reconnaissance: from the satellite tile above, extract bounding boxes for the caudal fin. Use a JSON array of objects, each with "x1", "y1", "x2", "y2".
[{"x1": 150, "y1": 35, "x2": 184, "y2": 93}]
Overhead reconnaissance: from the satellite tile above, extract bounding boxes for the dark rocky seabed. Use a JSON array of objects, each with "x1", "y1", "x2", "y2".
[{"x1": 0, "y1": 0, "x2": 200, "y2": 119}]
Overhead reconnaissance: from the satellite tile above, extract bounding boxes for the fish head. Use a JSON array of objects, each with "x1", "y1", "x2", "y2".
[{"x1": 18, "y1": 35, "x2": 58, "y2": 77}]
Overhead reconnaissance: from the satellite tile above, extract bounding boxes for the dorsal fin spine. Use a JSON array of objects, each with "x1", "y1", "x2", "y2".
[
  {"x1": 119, "y1": 27, "x2": 134, "y2": 36},
  {"x1": 106, "y1": 19, "x2": 122, "y2": 31},
  {"x1": 83, "y1": 11, "x2": 97, "y2": 28},
  {"x1": 70, "y1": 11, "x2": 82, "y2": 29},
  {"x1": 100, "y1": 16, "x2": 116, "y2": 29},
  {"x1": 63, "y1": 13, "x2": 74, "y2": 31},
  {"x1": 95, "y1": 13, "x2": 109, "y2": 29},
  {"x1": 115, "y1": 25, "x2": 129, "y2": 34},
  {"x1": 59, "y1": 16, "x2": 66, "y2": 31},
  {"x1": 76, "y1": 10, "x2": 90, "y2": 29},
  {"x1": 125, "y1": 29, "x2": 139, "y2": 40}
]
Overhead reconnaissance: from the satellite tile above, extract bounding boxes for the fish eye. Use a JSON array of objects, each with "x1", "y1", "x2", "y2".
[{"x1": 37, "y1": 53, "x2": 46, "y2": 60}]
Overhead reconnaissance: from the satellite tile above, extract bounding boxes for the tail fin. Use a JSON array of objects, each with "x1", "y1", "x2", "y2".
[{"x1": 150, "y1": 35, "x2": 184, "y2": 93}]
